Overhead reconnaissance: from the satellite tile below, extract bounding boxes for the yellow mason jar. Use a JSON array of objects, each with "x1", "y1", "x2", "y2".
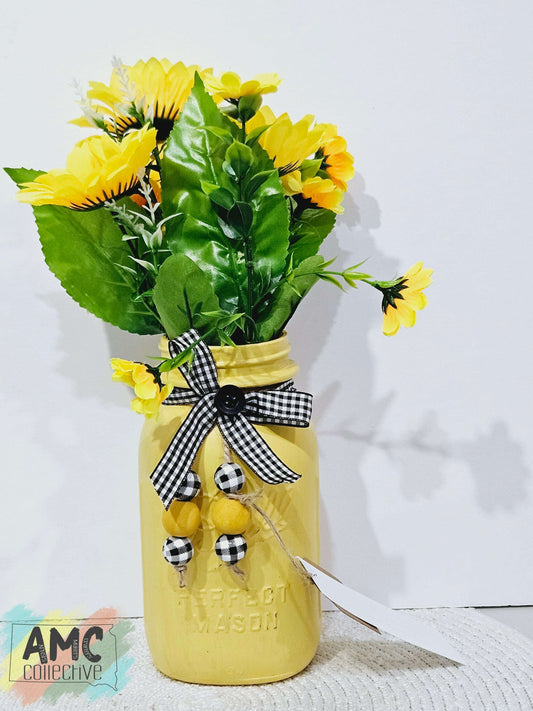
[{"x1": 138, "y1": 333, "x2": 321, "y2": 684}]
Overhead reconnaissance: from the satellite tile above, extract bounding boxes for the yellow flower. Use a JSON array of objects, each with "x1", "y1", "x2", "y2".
[
  {"x1": 131, "y1": 384, "x2": 173, "y2": 418},
  {"x1": 111, "y1": 358, "x2": 172, "y2": 418},
  {"x1": 254, "y1": 110, "x2": 326, "y2": 194},
  {"x1": 317, "y1": 124, "x2": 355, "y2": 191},
  {"x1": 111, "y1": 358, "x2": 137, "y2": 388},
  {"x1": 74, "y1": 59, "x2": 208, "y2": 141},
  {"x1": 244, "y1": 105, "x2": 275, "y2": 133},
  {"x1": 203, "y1": 70, "x2": 281, "y2": 101},
  {"x1": 17, "y1": 125, "x2": 157, "y2": 209},
  {"x1": 112, "y1": 358, "x2": 157, "y2": 398},
  {"x1": 301, "y1": 176, "x2": 345, "y2": 214},
  {"x1": 381, "y1": 262, "x2": 433, "y2": 336}
]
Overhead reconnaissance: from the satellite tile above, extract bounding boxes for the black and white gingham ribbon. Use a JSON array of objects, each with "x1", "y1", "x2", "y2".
[{"x1": 151, "y1": 329, "x2": 313, "y2": 509}]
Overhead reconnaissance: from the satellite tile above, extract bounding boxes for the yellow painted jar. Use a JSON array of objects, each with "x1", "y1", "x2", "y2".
[{"x1": 138, "y1": 333, "x2": 320, "y2": 685}]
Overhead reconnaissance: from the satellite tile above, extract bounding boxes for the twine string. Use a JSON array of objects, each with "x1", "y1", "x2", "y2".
[
  {"x1": 229, "y1": 563, "x2": 247, "y2": 582},
  {"x1": 222, "y1": 435, "x2": 313, "y2": 585},
  {"x1": 176, "y1": 565, "x2": 187, "y2": 588},
  {"x1": 227, "y1": 488, "x2": 313, "y2": 585},
  {"x1": 223, "y1": 437, "x2": 233, "y2": 465}
]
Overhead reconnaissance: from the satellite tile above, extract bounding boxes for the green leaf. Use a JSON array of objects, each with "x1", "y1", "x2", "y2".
[
  {"x1": 162, "y1": 74, "x2": 289, "y2": 324},
  {"x1": 245, "y1": 125, "x2": 269, "y2": 147},
  {"x1": 300, "y1": 158, "x2": 323, "y2": 181},
  {"x1": 216, "y1": 312, "x2": 244, "y2": 328},
  {"x1": 162, "y1": 76, "x2": 244, "y2": 312},
  {"x1": 244, "y1": 153, "x2": 290, "y2": 307},
  {"x1": 255, "y1": 256, "x2": 325, "y2": 342},
  {"x1": 152, "y1": 253, "x2": 220, "y2": 340},
  {"x1": 224, "y1": 141, "x2": 253, "y2": 180},
  {"x1": 209, "y1": 188, "x2": 235, "y2": 212},
  {"x1": 220, "y1": 104, "x2": 240, "y2": 120},
  {"x1": 227, "y1": 201, "x2": 253, "y2": 236},
  {"x1": 159, "y1": 348, "x2": 195, "y2": 372},
  {"x1": 244, "y1": 169, "x2": 276, "y2": 200},
  {"x1": 200, "y1": 181, "x2": 235, "y2": 212},
  {"x1": 6, "y1": 168, "x2": 161, "y2": 334},
  {"x1": 5, "y1": 167, "x2": 44, "y2": 185},
  {"x1": 317, "y1": 272, "x2": 345, "y2": 290},
  {"x1": 217, "y1": 217, "x2": 242, "y2": 243},
  {"x1": 218, "y1": 330, "x2": 236, "y2": 346},
  {"x1": 289, "y1": 208, "x2": 337, "y2": 266},
  {"x1": 199, "y1": 180, "x2": 219, "y2": 195},
  {"x1": 201, "y1": 125, "x2": 234, "y2": 142},
  {"x1": 237, "y1": 94, "x2": 262, "y2": 123}
]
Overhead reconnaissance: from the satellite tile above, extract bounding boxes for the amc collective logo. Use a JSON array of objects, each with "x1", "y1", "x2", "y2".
[
  {"x1": 0, "y1": 606, "x2": 133, "y2": 706},
  {"x1": 15, "y1": 622, "x2": 110, "y2": 683}
]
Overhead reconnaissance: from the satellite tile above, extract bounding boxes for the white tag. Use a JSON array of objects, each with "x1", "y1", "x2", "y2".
[{"x1": 298, "y1": 557, "x2": 467, "y2": 665}]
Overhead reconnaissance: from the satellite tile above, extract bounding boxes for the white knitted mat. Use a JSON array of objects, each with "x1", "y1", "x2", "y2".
[{"x1": 2, "y1": 609, "x2": 533, "y2": 711}]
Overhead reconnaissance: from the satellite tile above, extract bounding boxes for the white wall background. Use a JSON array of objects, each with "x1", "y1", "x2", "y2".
[{"x1": 1, "y1": 0, "x2": 532, "y2": 616}]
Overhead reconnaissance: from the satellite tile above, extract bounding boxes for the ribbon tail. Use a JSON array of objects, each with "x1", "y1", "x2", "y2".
[
  {"x1": 168, "y1": 329, "x2": 220, "y2": 395},
  {"x1": 218, "y1": 413, "x2": 301, "y2": 485},
  {"x1": 162, "y1": 387, "x2": 198, "y2": 406},
  {"x1": 244, "y1": 390, "x2": 313, "y2": 427},
  {"x1": 151, "y1": 395, "x2": 217, "y2": 509}
]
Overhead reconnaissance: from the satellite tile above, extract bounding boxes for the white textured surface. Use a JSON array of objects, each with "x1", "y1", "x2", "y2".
[{"x1": 2, "y1": 609, "x2": 533, "y2": 710}]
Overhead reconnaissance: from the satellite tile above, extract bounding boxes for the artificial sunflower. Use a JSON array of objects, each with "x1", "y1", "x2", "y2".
[
  {"x1": 253, "y1": 109, "x2": 326, "y2": 194},
  {"x1": 17, "y1": 125, "x2": 157, "y2": 210},
  {"x1": 301, "y1": 176, "x2": 345, "y2": 213},
  {"x1": 74, "y1": 58, "x2": 208, "y2": 141},
  {"x1": 317, "y1": 124, "x2": 355, "y2": 191},
  {"x1": 203, "y1": 70, "x2": 281, "y2": 102},
  {"x1": 380, "y1": 262, "x2": 433, "y2": 336},
  {"x1": 111, "y1": 358, "x2": 172, "y2": 418}
]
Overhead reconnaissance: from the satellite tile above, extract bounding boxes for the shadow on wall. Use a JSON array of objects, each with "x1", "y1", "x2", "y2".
[
  {"x1": 354, "y1": 414, "x2": 528, "y2": 513},
  {"x1": 290, "y1": 174, "x2": 407, "y2": 599},
  {"x1": 39, "y1": 292, "x2": 161, "y2": 406},
  {"x1": 322, "y1": 406, "x2": 529, "y2": 514},
  {"x1": 290, "y1": 173, "x2": 385, "y2": 377},
  {"x1": 290, "y1": 172, "x2": 530, "y2": 601}
]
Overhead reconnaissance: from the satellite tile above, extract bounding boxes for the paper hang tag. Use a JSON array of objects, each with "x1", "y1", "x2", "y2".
[{"x1": 298, "y1": 557, "x2": 467, "y2": 665}]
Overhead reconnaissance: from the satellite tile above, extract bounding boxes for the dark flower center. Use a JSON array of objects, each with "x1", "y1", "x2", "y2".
[{"x1": 153, "y1": 117, "x2": 175, "y2": 142}]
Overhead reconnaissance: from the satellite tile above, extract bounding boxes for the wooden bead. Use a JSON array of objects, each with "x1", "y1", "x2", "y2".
[
  {"x1": 211, "y1": 498, "x2": 250, "y2": 535},
  {"x1": 162, "y1": 501, "x2": 201, "y2": 537}
]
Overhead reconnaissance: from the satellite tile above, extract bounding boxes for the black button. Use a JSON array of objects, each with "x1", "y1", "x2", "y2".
[{"x1": 214, "y1": 384, "x2": 246, "y2": 415}]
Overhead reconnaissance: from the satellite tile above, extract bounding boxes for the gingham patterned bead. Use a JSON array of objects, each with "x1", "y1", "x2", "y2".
[
  {"x1": 214, "y1": 462, "x2": 245, "y2": 494},
  {"x1": 173, "y1": 470, "x2": 201, "y2": 501},
  {"x1": 162, "y1": 536, "x2": 194, "y2": 567},
  {"x1": 214, "y1": 534, "x2": 247, "y2": 564}
]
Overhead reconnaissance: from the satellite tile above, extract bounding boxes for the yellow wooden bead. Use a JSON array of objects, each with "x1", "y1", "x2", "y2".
[
  {"x1": 162, "y1": 501, "x2": 201, "y2": 537},
  {"x1": 211, "y1": 498, "x2": 251, "y2": 535}
]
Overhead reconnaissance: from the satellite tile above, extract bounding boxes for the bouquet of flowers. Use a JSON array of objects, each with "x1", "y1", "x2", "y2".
[{"x1": 8, "y1": 58, "x2": 431, "y2": 416}]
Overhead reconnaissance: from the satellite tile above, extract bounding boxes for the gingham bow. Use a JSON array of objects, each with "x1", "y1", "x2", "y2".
[{"x1": 151, "y1": 329, "x2": 313, "y2": 509}]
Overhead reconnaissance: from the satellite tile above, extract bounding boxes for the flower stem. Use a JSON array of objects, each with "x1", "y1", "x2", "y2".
[
  {"x1": 152, "y1": 144, "x2": 162, "y2": 173},
  {"x1": 236, "y1": 144, "x2": 255, "y2": 342},
  {"x1": 243, "y1": 236, "x2": 255, "y2": 341}
]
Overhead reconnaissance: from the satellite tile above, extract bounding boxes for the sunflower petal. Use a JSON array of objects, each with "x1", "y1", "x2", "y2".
[
  {"x1": 394, "y1": 299, "x2": 417, "y2": 328},
  {"x1": 383, "y1": 306, "x2": 400, "y2": 336},
  {"x1": 400, "y1": 289, "x2": 428, "y2": 311}
]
